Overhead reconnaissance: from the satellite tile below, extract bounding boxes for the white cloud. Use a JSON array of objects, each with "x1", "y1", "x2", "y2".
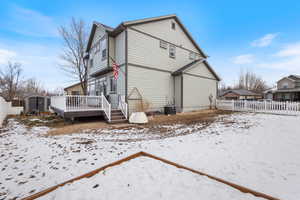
[
  {"x1": 0, "y1": 49, "x2": 17, "y2": 64},
  {"x1": 275, "y1": 42, "x2": 300, "y2": 57},
  {"x1": 1, "y1": 6, "x2": 58, "y2": 38},
  {"x1": 258, "y1": 42, "x2": 300, "y2": 72},
  {"x1": 251, "y1": 33, "x2": 278, "y2": 47},
  {"x1": 232, "y1": 54, "x2": 255, "y2": 64}
]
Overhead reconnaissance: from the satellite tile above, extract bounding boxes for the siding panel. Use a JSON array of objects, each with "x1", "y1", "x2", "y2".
[
  {"x1": 184, "y1": 62, "x2": 217, "y2": 80},
  {"x1": 183, "y1": 74, "x2": 217, "y2": 112},
  {"x1": 127, "y1": 65, "x2": 174, "y2": 113},
  {"x1": 128, "y1": 28, "x2": 198, "y2": 72},
  {"x1": 133, "y1": 18, "x2": 200, "y2": 53},
  {"x1": 89, "y1": 27, "x2": 107, "y2": 76}
]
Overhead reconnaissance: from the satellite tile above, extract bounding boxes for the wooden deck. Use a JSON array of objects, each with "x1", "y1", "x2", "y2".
[
  {"x1": 50, "y1": 95, "x2": 128, "y2": 123},
  {"x1": 50, "y1": 106, "x2": 105, "y2": 119}
]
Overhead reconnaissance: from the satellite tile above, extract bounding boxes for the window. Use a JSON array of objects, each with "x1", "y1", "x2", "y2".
[
  {"x1": 101, "y1": 38, "x2": 107, "y2": 60},
  {"x1": 89, "y1": 58, "x2": 94, "y2": 68},
  {"x1": 102, "y1": 49, "x2": 107, "y2": 60},
  {"x1": 189, "y1": 52, "x2": 196, "y2": 60},
  {"x1": 169, "y1": 45, "x2": 176, "y2": 58},
  {"x1": 282, "y1": 82, "x2": 289, "y2": 89},
  {"x1": 171, "y1": 22, "x2": 176, "y2": 30},
  {"x1": 110, "y1": 77, "x2": 117, "y2": 93},
  {"x1": 160, "y1": 40, "x2": 168, "y2": 49}
]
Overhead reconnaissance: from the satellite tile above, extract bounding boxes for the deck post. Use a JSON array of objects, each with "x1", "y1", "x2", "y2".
[{"x1": 101, "y1": 92, "x2": 104, "y2": 109}]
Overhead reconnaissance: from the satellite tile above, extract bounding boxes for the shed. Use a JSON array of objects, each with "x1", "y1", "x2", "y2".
[{"x1": 24, "y1": 95, "x2": 51, "y2": 114}]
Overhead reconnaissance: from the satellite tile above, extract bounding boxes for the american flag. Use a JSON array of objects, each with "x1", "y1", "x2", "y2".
[{"x1": 112, "y1": 61, "x2": 119, "y2": 80}]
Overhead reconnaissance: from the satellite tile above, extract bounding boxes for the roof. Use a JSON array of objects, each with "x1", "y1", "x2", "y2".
[
  {"x1": 171, "y1": 59, "x2": 221, "y2": 81},
  {"x1": 220, "y1": 89, "x2": 261, "y2": 97},
  {"x1": 272, "y1": 88, "x2": 300, "y2": 93},
  {"x1": 277, "y1": 75, "x2": 300, "y2": 83},
  {"x1": 86, "y1": 14, "x2": 207, "y2": 58},
  {"x1": 64, "y1": 82, "x2": 82, "y2": 91},
  {"x1": 288, "y1": 75, "x2": 300, "y2": 81}
]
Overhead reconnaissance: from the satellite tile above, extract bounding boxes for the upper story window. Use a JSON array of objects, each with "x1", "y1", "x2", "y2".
[
  {"x1": 160, "y1": 40, "x2": 167, "y2": 49},
  {"x1": 189, "y1": 52, "x2": 196, "y2": 60},
  {"x1": 282, "y1": 82, "x2": 289, "y2": 89},
  {"x1": 169, "y1": 45, "x2": 176, "y2": 58},
  {"x1": 171, "y1": 22, "x2": 176, "y2": 30},
  {"x1": 101, "y1": 37, "x2": 107, "y2": 60}
]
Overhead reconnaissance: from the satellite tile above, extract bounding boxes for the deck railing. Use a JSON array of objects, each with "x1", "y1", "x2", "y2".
[
  {"x1": 65, "y1": 95, "x2": 102, "y2": 111},
  {"x1": 51, "y1": 95, "x2": 111, "y2": 121},
  {"x1": 216, "y1": 99, "x2": 300, "y2": 115}
]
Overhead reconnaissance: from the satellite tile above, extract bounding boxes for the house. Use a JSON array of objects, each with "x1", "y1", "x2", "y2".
[
  {"x1": 64, "y1": 82, "x2": 84, "y2": 95},
  {"x1": 86, "y1": 14, "x2": 220, "y2": 111},
  {"x1": 219, "y1": 89, "x2": 262, "y2": 100},
  {"x1": 264, "y1": 75, "x2": 300, "y2": 101},
  {"x1": 51, "y1": 14, "x2": 220, "y2": 123}
]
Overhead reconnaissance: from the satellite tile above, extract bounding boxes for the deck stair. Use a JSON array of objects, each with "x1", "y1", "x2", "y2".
[{"x1": 108, "y1": 109, "x2": 128, "y2": 123}]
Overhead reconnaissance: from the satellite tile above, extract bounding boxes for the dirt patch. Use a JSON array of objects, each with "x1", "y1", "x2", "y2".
[
  {"x1": 12, "y1": 114, "x2": 65, "y2": 128},
  {"x1": 146, "y1": 109, "x2": 232, "y2": 126},
  {"x1": 45, "y1": 109, "x2": 233, "y2": 138}
]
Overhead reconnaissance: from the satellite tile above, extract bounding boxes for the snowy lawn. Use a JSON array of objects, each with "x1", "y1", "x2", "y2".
[{"x1": 0, "y1": 112, "x2": 299, "y2": 200}]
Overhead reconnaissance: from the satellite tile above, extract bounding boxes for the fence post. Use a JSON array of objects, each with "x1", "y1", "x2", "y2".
[
  {"x1": 63, "y1": 96, "x2": 66, "y2": 111},
  {"x1": 231, "y1": 100, "x2": 234, "y2": 111},
  {"x1": 244, "y1": 100, "x2": 247, "y2": 111}
]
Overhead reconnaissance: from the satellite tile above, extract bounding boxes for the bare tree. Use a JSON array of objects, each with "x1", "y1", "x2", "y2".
[
  {"x1": 18, "y1": 78, "x2": 47, "y2": 98},
  {"x1": 58, "y1": 18, "x2": 89, "y2": 95},
  {"x1": 0, "y1": 62, "x2": 22, "y2": 101},
  {"x1": 235, "y1": 69, "x2": 268, "y2": 93}
]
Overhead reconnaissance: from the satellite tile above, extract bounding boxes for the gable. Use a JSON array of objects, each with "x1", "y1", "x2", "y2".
[
  {"x1": 277, "y1": 77, "x2": 295, "y2": 89},
  {"x1": 184, "y1": 61, "x2": 220, "y2": 80},
  {"x1": 86, "y1": 24, "x2": 107, "y2": 52},
  {"x1": 131, "y1": 18, "x2": 206, "y2": 57}
]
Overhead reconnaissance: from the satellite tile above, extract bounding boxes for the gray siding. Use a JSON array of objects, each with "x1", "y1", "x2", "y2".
[
  {"x1": 277, "y1": 78, "x2": 295, "y2": 89},
  {"x1": 127, "y1": 65, "x2": 174, "y2": 113},
  {"x1": 183, "y1": 74, "x2": 217, "y2": 112},
  {"x1": 127, "y1": 28, "x2": 202, "y2": 72},
  {"x1": 133, "y1": 18, "x2": 200, "y2": 53},
  {"x1": 88, "y1": 26, "x2": 108, "y2": 77},
  {"x1": 174, "y1": 75, "x2": 182, "y2": 111}
]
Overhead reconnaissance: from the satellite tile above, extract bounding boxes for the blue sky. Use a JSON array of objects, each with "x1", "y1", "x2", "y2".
[{"x1": 0, "y1": 0, "x2": 300, "y2": 90}]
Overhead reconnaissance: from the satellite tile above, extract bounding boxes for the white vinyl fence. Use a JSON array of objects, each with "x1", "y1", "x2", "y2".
[
  {"x1": 216, "y1": 99, "x2": 300, "y2": 115},
  {"x1": 0, "y1": 97, "x2": 23, "y2": 127}
]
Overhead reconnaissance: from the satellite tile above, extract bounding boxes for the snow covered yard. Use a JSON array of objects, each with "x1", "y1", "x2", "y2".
[{"x1": 0, "y1": 112, "x2": 299, "y2": 200}]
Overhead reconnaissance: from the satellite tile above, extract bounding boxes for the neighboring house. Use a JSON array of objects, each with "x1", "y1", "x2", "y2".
[
  {"x1": 64, "y1": 83, "x2": 84, "y2": 95},
  {"x1": 219, "y1": 89, "x2": 262, "y2": 100},
  {"x1": 264, "y1": 75, "x2": 300, "y2": 101},
  {"x1": 86, "y1": 14, "x2": 220, "y2": 113}
]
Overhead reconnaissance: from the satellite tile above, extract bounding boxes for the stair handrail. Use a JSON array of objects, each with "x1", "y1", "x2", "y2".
[
  {"x1": 102, "y1": 93, "x2": 111, "y2": 122},
  {"x1": 118, "y1": 95, "x2": 128, "y2": 119}
]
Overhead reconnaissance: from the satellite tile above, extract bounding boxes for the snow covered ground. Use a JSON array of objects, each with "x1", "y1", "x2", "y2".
[
  {"x1": 41, "y1": 157, "x2": 265, "y2": 200},
  {"x1": 0, "y1": 113, "x2": 299, "y2": 200}
]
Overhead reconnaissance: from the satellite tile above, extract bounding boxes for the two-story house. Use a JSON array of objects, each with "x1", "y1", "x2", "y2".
[
  {"x1": 86, "y1": 14, "x2": 220, "y2": 115},
  {"x1": 264, "y1": 75, "x2": 300, "y2": 101}
]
